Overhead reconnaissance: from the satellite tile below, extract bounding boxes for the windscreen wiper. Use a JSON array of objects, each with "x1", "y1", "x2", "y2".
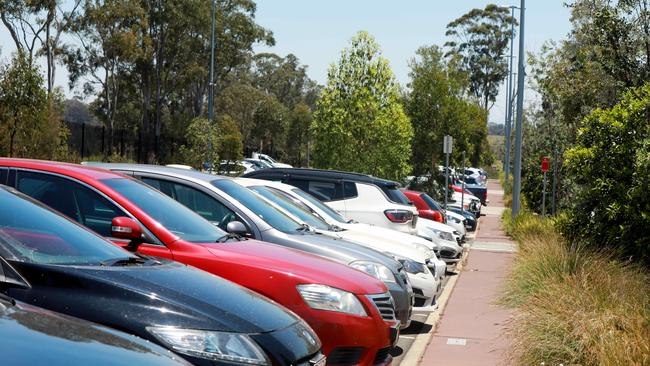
[
  {"x1": 296, "y1": 224, "x2": 312, "y2": 232},
  {"x1": 100, "y1": 256, "x2": 147, "y2": 267},
  {"x1": 216, "y1": 233, "x2": 244, "y2": 243}
]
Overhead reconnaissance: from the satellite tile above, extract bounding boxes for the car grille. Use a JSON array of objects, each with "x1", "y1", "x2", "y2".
[
  {"x1": 440, "y1": 249, "x2": 456, "y2": 258},
  {"x1": 327, "y1": 347, "x2": 364, "y2": 365},
  {"x1": 373, "y1": 347, "x2": 392, "y2": 365},
  {"x1": 367, "y1": 293, "x2": 396, "y2": 321}
]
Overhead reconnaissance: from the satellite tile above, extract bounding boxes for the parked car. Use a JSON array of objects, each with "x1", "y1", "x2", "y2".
[
  {"x1": 1, "y1": 159, "x2": 403, "y2": 366},
  {"x1": 238, "y1": 178, "x2": 448, "y2": 284},
  {"x1": 0, "y1": 184, "x2": 322, "y2": 366},
  {"x1": 236, "y1": 177, "x2": 442, "y2": 311},
  {"x1": 446, "y1": 206, "x2": 477, "y2": 232},
  {"x1": 414, "y1": 218, "x2": 464, "y2": 263},
  {"x1": 88, "y1": 163, "x2": 413, "y2": 328},
  {"x1": 444, "y1": 211, "x2": 467, "y2": 242},
  {"x1": 244, "y1": 158, "x2": 273, "y2": 170},
  {"x1": 242, "y1": 168, "x2": 419, "y2": 235},
  {"x1": 217, "y1": 160, "x2": 256, "y2": 176},
  {"x1": 402, "y1": 189, "x2": 446, "y2": 223},
  {"x1": 251, "y1": 152, "x2": 292, "y2": 168}
]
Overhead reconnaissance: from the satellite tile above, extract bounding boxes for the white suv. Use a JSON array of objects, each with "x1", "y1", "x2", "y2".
[{"x1": 242, "y1": 168, "x2": 419, "y2": 235}]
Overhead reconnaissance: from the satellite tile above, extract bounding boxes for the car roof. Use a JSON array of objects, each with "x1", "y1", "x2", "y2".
[
  {"x1": 243, "y1": 167, "x2": 401, "y2": 187},
  {"x1": 0, "y1": 158, "x2": 127, "y2": 180},
  {"x1": 83, "y1": 162, "x2": 234, "y2": 183}
]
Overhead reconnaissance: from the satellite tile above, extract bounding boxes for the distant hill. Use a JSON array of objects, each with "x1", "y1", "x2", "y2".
[{"x1": 63, "y1": 99, "x2": 102, "y2": 126}]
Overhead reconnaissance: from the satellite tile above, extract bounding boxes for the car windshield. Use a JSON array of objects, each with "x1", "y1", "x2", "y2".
[
  {"x1": 211, "y1": 180, "x2": 303, "y2": 234},
  {"x1": 421, "y1": 194, "x2": 443, "y2": 211},
  {"x1": 291, "y1": 188, "x2": 348, "y2": 224},
  {"x1": 101, "y1": 178, "x2": 227, "y2": 243},
  {"x1": 245, "y1": 160, "x2": 271, "y2": 169},
  {"x1": 0, "y1": 188, "x2": 134, "y2": 266},
  {"x1": 382, "y1": 185, "x2": 413, "y2": 205},
  {"x1": 249, "y1": 186, "x2": 331, "y2": 231}
]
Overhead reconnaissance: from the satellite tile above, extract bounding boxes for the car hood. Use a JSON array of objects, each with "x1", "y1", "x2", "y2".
[
  {"x1": 269, "y1": 230, "x2": 403, "y2": 273},
  {"x1": 0, "y1": 299, "x2": 190, "y2": 366},
  {"x1": 316, "y1": 229, "x2": 429, "y2": 264},
  {"x1": 417, "y1": 218, "x2": 455, "y2": 233},
  {"x1": 7, "y1": 260, "x2": 299, "y2": 334},
  {"x1": 200, "y1": 239, "x2": 387, "y2": 294}
]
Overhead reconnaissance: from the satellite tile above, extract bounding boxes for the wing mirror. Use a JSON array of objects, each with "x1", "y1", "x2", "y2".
[
  {"x1": 0, "y1": 257, "x2": 30, "y2": 290},
  {"x1": 226, "y1": 221, "x2": 249, "y2": 237},
  {"x1": 111, "y1": 217, "x2": 144, "y2": 251}
]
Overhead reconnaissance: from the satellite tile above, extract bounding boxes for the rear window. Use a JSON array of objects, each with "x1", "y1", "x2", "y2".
[
  {"x1": 381, "y1": 185, "x2": 413, "y2": 205},
  {"x1": 421, "y1": 194, "x2": 443, "y2": 211}
]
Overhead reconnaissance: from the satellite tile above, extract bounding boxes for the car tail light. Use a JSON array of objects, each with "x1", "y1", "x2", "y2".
[{"x1": 384, "y1": 209, "x2": 413, "y2": 223}]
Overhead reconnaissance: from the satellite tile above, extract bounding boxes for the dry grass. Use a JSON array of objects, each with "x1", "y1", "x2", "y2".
[{"x1": 501, "y1": 210, "x2": 650, "y2": 365}]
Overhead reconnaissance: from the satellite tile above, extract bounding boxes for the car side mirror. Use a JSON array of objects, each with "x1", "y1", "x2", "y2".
[
  {"x1": 226, "y1": 221, "x2": 249, "y2": 237},
  {"x1": 0, "y1": 257, "x2": 30, "y2": 290},
  {"x1": 111, "y1": 216, "x2": 144, "y2": 251}
]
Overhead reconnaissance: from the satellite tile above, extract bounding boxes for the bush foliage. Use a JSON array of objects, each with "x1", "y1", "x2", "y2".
[{"x1": 561, "y1": 85, "x2": 650, "y2": 262}]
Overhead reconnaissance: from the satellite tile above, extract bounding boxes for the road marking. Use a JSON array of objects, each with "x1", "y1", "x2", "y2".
[
  {"x1": 471, "y1": 241, "x2": 518, "y2": 253},
  {"x1": 446, "y1": 338, "x2": 467, "y2": 346}
]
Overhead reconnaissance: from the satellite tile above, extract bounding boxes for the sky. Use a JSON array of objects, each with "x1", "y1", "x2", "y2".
[
  {"x1": 0, "y1": 1, "x2": 572, "y2": 125},
  {"x1": 253, "y1": 0, "x2": 573, "y2": 124}
]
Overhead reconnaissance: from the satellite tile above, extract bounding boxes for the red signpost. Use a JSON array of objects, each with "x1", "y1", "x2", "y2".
[{"x1": 541, "y1": 156, "x2": 550, "y2": 172}]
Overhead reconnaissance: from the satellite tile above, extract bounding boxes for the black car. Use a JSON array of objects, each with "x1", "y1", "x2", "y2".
[
  {"x1": 0, "y1": 288, "x2": 190, "y2": 366},
  {"x1": 0, "y1": 185, "x2": 322, "y2": 366},
  {"x1": 446, "y1": 207, "x2": 478, "y2": 232}
]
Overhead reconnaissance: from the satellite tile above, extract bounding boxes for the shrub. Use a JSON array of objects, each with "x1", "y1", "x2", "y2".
[{"x1": 502, "y1": 212, "x2": 650, "y2": 365}]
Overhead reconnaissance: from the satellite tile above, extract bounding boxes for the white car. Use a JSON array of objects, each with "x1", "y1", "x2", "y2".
[
  {"x1": 416, "y1": 218, "x2": 464, "y2": 263},
  {"x1": 445, "y1": 211, "x2": 467, "y2": 242},
  {"x1": 236, "y1": 178, "x2": 442, "y2": 311},
  {"x1": 235, "y1": 178, "x2": 448, "y2": 280},
  {"x1": 242, "y1": 168, "x2": 420, "y2": 235},
  {"x1": 251, "y1": 152, "x2": 293, "y2": 168}
]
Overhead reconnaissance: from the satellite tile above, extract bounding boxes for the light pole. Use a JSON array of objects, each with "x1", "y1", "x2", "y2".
[
  {"x1": 512, "y1": 0, "x2": 526, "y2": 217},
  {"x1": 504, "y1": 5, "x2": 517, "y2": 181},
  {"x1": 207, "y1": 0, "x2": 216, "y2": 172}
]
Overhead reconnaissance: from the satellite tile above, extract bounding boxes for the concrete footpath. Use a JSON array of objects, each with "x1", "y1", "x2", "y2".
[{"x1": 417, "y1": 180, "x2": 516, "y2": 366}]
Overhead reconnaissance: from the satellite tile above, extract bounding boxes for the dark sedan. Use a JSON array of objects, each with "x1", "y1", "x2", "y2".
[
  {"x1": 0, "y1": 185, "x2": 322, "y2": 366},
  {"x1": 0, "y1": 290, "x2": 190, "y2": 366}
]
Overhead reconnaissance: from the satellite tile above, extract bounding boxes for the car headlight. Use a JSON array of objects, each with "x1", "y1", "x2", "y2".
[
  {"x1": 297, "y1": 284, "x2": 367, "y2": 316},
  {"x1": 385, "y1": 253, "x2": 427, "y2": 275},
  {"x1": 349, "y1": 261, "x2": 397, "y2": 283},
  {"x1": 147, "y1": 327, "x2": 270, "y2": 365},
  {"x1": 432, "y1": 229, "x2": 454, "y2": 241},
  {"x1": 414, "y1": 243, "x2": 434, "y2": 260}
]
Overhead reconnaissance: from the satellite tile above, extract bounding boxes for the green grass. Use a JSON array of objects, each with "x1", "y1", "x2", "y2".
[{"x1": 501, "y1": 210, "x2": 650, "y2": 365}]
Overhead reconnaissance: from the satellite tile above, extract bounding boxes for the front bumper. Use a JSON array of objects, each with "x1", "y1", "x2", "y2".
[
  {"x1": 297, "y1": 301, "x2": 393, "y2": 366},
  {"x1": 407, "y1": 268, "x2": 438, "y2": 313}
]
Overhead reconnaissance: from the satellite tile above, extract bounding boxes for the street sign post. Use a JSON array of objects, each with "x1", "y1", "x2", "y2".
[
  {"x1": 443, "y1": 135, "x2": 453, "y2": 209},
  {"x1": 542, "y1": 156, "x2": 549, "y2": 217}
]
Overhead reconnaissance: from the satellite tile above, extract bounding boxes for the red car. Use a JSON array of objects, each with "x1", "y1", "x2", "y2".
[
  {"x1": 401, "y1": 189, "x2": 446, "y2": 223},
  {"x1": 0, "y1": 159, "x2": 396, "y2": 366}
]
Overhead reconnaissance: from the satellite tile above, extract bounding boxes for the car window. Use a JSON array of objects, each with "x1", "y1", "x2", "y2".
[
  {"x1": 380, "y1": 185, "x2": 413, "y2": 205},
  {"x1": 0, "y1": 188, "x2": 135, "y2": 266},
  {"x1": 16, "y1": 171, "x2": 124, "y2": 237},
  {"x1": 249, "y1": 186, "x2": 331, "y2": 230},
  {"x1": 421, "y1": 193, "x2": 443, "y2": 211},
  {"x1": 211, "y1": 179, "x2": 303, "y2": 234},
  {"x1": 288, "y1": 178, "x2": 344, "y2": 202},
  {"x1": 101, "y1": 178, "x2": 227, "y2": 243},
  {"x1": 291, "y1": 188, "x2": 348, "y2": 224},
  {"x1": 0, "y1": 168, "x2": 7, "y2": 185},
  {"x1": 343, "y1": 181, "x2": 358, "y2": 199},
  {"x1": 141, "y1": 177, "x2": 237, "y2": 231}
]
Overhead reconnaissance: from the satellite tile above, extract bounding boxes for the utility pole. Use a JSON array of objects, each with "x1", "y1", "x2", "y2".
[
  {"x1": 512, "y1": 0, "x2": 526, "y2": 217},
  {"x1": 207, "y1": 0, "x2": 216, "y2": 172},
  {"x1": 461, "y1": 151, "x2": 466, "y2": 213},
  {"x1": 504, "y1": 5, "x2": 517, "y2": 181},
  {"x1": 443, "y1": 135, "x2": 453, "y2": 210}
]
